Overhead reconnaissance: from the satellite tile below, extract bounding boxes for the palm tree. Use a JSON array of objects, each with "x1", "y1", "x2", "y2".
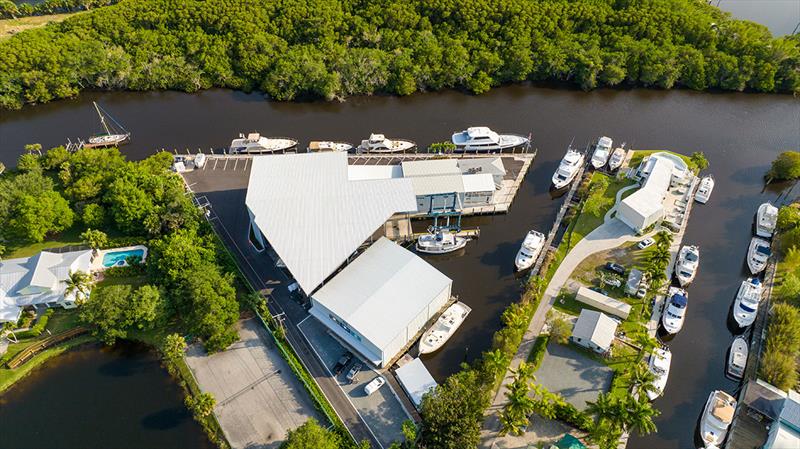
[
  {"x1": 647, "y1": 245, "x2": 671, "y2": 267},
  {"x1": 586, "y1": 392, "x2": 617, "y2": 424},
  {"x1": 482, "y1": 349, "x2": 510, "y2": 379},
  {"x1": 623, "y1": 396, "x2": 659, "y2": 435},
  {"x1": 625, "y1": 362, "x2": 658, "y2": 397},
  {"x1": 65, "y1": 270, "x2": 92, "y2": 303},
  {"x1": 634, "y1": 334, "x2": 658, "y2": 362},
  {"x1": 654, "y1": 230, "x2": 673, "y2": 250},
  {"x1": 500, "y1": 361, "x2": 536, "y2": 436}
]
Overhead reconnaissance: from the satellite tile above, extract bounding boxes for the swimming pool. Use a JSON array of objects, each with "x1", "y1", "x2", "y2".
[{"x1": 102, "y1": 249, "x2": 146, "y2": 268}]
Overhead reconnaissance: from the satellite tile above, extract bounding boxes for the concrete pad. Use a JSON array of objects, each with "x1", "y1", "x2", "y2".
[
  {"x1": 185, "y1": 317, "x2": 320, "y2": 449},
  {"x1": 535, "y1": 343, "x2": 613, "y2": 411}
]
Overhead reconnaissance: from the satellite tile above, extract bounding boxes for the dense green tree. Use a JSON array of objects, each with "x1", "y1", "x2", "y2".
[
  {"x1": 43, "y1": 146, "x2": 71, "y2": 170},
  {"x1": 129, "y1": 285, "x2": 164, "y2": 328},
  {"x1": 80, "y1": 284, "x2": 134, "y2": 344},
  {"x1": 82, "y1": 203, "x2": 106, "y2": 228},
  {"x1": 178, "y1": 262, "x2": 239, "y2": 352},
  {"x1": 767, "y1": 151, "x2": 800, "y2": 182},
  {"x1": 17, "y1": 153, "x2": 41, "y2": 173},
  {"x1": 8, "y1": 190, "x2": 74, "y2": 242},
  {"x1": 777, "y1": 205, "x2": 800, "y2": 231},
  {"x1": 80, "y1": 228, "x2": 108, "y2": 249},
  {"x1": 420, "y1": 368, "x2": 486, "y2": 449},
  {"x1": 547, "y1": 313, "x2": 571, "y2": 345},
  {"x1": 690, "y1": 152, "x2": 709, "y2": 172},
  {"x1": 280, "y1": 418, "x2": 341, "y2": 449}
]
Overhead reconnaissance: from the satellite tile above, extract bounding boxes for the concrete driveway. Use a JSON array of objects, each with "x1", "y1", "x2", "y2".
[
  {"x1": 535, "y1": 343, "x2": 613, "y2": 411},
  {"x1": 185, "y1": 317, "x2": 320, "y2": 449}
]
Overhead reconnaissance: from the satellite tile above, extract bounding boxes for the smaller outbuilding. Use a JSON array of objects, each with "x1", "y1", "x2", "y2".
[
  {"x1": 625, "y1": 269, "x2": 644, "y2": 296},
  {"x1": 570, "y1": 309, "x2": 618, "y2": 355},
  {"x1": 395, "y1": 357, "x2": 438, "y2": 409},
  {"x1": 575, "y1": 287, "x2": 631, "y2": 320}
]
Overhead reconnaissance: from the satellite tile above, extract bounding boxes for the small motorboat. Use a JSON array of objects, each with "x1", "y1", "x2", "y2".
[
  {"x1": 727, "y1": 336, "x2": 748, "y2": 380},
  {"x1": 608, "y1": 147, "x2": 626, "y2": 171},
  {"x1": 662, "y1": 287, "x2": 688, "y2": 335},
  {"x1": 700, "y1": 390, "x2": 736, "y2": 448},
  {"x1": 747, "y1": 237, "x2": 771, "y2": 275},
  {"x1": 674, "y1": 245, "x2": 700, "y2": 286},
  {"x1": 695, "y1": 176, "x2": 715, "y2": 204},
  {"x1": 418, "y1": 302, "x2": 472, "y2": 354},
  {"x1": 83, "y1": 102, "x2": 130, "y2": 148},
  {"x1": 514, "y1": 230, "x2": 545, "y2": 271},
  {"x1": 646, "y1": 347, "x2": 672, "y2": 400},
  {"x1": 230, "y1": 133, "x2": 298, "y2": 153},
  {"x1": 451, "y1": 126, "x2": 529, "y2": 153},
  {"x1": 733, "y1": 278, "x2": 762, "y2": 328},
  {"x1": 755, "y1": 202, "x2": 778, "y2": 238},
  {"x1": 307, "y1": 141, "x2": 354, "y2": 152},
  {"x1": 590, "y1": 136, "x2": 612, "y2": 169},
  {"x1": 357, "y1": 133, "x2": 416, "y2": 153},
  {"x1": 552, "y1": 146, "x2": 585, "y2": 189},
  {"x1": 416, "y1": 231, "x2": 469, "y2": 254}
]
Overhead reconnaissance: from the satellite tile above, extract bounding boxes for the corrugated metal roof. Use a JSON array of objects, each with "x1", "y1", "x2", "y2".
[
  {"x1": 401, "y1": 159, "x2": 460, "y2": 177},
  {"x1": 245, "y1": 153, "x2": 417, "y2": 294},
  {"x1": 395, "y1": 357, "x2": 438, "y2": 407},
  {"x1": 572, "y1": 309, "x2": 617, "y2": 350},
  {"x1": 462, "y1": 173, "x2": 495, "y2": 192},
  {"x1": 620, "y1": 157, "x2": 674, "y2": 221},
  {"x1": 457, "y1": 157, "x2": 506, "y2": 176},
  {"x1": 408, "y1": 174, "x2": 464, "y2": 196},
  {"x1": 310, "y1": 237, "x2": 452, "y2": 350},
  {"x1": 347, "y1": 164, "x2": 402, "y2": 181}
]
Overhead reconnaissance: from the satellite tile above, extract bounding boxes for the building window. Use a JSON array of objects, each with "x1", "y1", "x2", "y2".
[{"x1": 329, "y1": 314, "x2": 361, "y2": 341}]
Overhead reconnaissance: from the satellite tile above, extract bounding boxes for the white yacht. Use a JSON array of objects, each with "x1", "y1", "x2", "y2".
[
  {"x1": 590, "y1": 136, "x2": 612, "y2": 169},
  {"x1": 416, "y1": 231, "x2": 469, "y2": 254},
  {"x1": 514, "y1": 230, "x2": 545, "y2": 271},
  {"x1": 451, "y1": 126, "x2": 529, "y2": 153},
  {"x1": 661, "y1": 287, "x2": 688, "y2": 335},
  {"x1": 229, "y1": 133, "x2": 298, "y2": 154},
  {"x1": 418, "y1": 302, "x2": 472, "y2": 354},
  {"x1": 727, "y1": 336, "x2": 748, "y2": 380},
  {"x1": 755, "y1": 202, "x2": 778, "y2": 238},
  {"x1": 700, "y1": 390, "x2": 736, "y2": 448},
  {"x1": 307, "y1": 141, "x2": 353, "y2": 152},
  {"x1": 695, "y1": 176, "x2": 715, "y2": 204},
  {"x1": 608, "y1": 147, "x2": 626, "y2": 171},
  {"x1": 646, "y1": 347, "x2": 672, "y2": 400},
  {"x1": 747, "y1": 237, "x2": 771, "y2": 275},
  {"x1": 674, "y1": 245, "x2": 700, "y2": 286},
  {"x1": 733, "y1": 277, "x2": 762, "y2": 328},
  {"x1": 357, "y1": 133, "x2": 416, "y2": 153},
  {"x1": 552, "y1": 147, "x2": 585, "y2": 189}
]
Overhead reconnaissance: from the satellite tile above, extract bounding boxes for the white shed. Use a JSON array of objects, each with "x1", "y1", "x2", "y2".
[
  {"x1": 462, "y1": 173, "x2": 496, "y2": 207},
  {"x1": 570, "y1": 309, "x2": 618, "y2": 354},
  {"x1": 617, "y1": 156, "x2": 674, "y2": 232},
  {"x1": 309, "y1": 237, "x2": 453, "y2": 367},
  {"x1": 395, "y1": 358, "x2": 438, "y2": 408},
  {"x1": 575, "y1": 287, "x2": 632, "y2": 320}
]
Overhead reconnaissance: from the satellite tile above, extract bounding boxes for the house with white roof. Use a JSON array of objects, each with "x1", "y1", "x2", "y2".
[
  {"x1": 570, "y1": 309, "x2": 618, "y2": 354},
  {"x1": 309, "y1": 237, "x2": 452, "y2": 367},
  {"x1": 0, "y1": 249, "x2": 93, "y2": 323}
]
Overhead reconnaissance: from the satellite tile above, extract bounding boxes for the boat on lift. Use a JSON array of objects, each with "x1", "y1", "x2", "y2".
[
  {"x1": 514, "y1": 230, "x2": 546, "y2": 271},
  {"x1": 229, "y1": 133, "x2": 298, "y2": 154},
  {"x1": 83, "y1": 102, "x2": 131, "y2": 148},
  {"x1": 451, "y1": 126, "x2": 529, "y2": 153},
  {"x1": 308, "y1": 141, "x2": 354, "y2": 152},
  {"x1": 661, "y1": 287, "x2": 688, "y2": 335},
  {"x1": 674, "y1": 245, "x2": 700, "y2": 286},
  {"x1": 357, "y1": 133, "x2": 416, "y2": 153},
  {"x1": 416, "y1": 231, "x2": 469, "y2": 254},
  {"x1": 726, "y1": 336, "x2": 748, "y2": 380},
  {"x1": 700, "y1": 390, "x2": 736, "y2": 448},
  {"x1": 646, "y1": 347, "x2": 672, "y2": 400},
  {"x1": 608, "y1": 146, "x2": 626, "y2": 171},
  {"x1": 746, "y1": 237, "x2": 771, "y2": 275},
  {"x1": 590, "y1": 136, "x2": 613, "y2": 169},
  {"x1": 695, "y1": 176, "x2": 715, "y2": 204},
  {"x1": 755, "y1": 202, "x2": 778, "y2": 238},
  {"x1": 552, "y1": 145, "x2": 585, "y2": 189},
  {"x1": 418, "y1": 302, "x2": 472, "y2": 354},
  {"x1": 733, "y1": 277, "x2": 762, "y2": 328}
]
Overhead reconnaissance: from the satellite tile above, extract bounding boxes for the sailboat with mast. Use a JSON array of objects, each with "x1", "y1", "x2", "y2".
[{"x1": 83, "y1": 102, "x2": 131, "y2": 148}]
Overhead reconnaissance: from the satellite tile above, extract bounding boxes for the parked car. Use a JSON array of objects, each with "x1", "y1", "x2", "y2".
[
  {"x1": 604, "y1": 262, "x2": 626, "y2": 275},
  {"x1": 637, "y1": 237, "x2": 655, "y2": 250},
  {"x1": 346, "y1": 362, "x2": 363, "y2": 383},
  {"x1": 590, "y1": 286, "x2": 610, "y2": 296},
  {"x1": 636, "y1": 285, "x2": 648, "y2": 299},
  {"x1": 605, "y1": 276, "x2": 622, "y2": 288},
  {"x1": 333, "y1": 352, "x2": 353, "y2": 376},
  {"x1": 364, "y1": 376, "x2": 386, "y2": 395}
]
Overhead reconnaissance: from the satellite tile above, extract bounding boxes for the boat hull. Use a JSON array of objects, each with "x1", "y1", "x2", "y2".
[
  {"x1": 416, "y1": 238, "x2": 468, "y2": 254},
  {"x1": 418, "y1": 302, "x2": 471, "y2": 354},
  {"x1": 726, "y1": 337, "x2": 748, "y2": 380},
  {"x1": 83, "y1": 133, "x2": 130, "y2": 148}
]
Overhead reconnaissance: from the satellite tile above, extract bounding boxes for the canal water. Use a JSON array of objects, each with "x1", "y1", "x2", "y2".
[
  {"x1": 1, "y1": 85, "x2": 797, "y2": 448},
  {"x1": 0, "y1": 341, "x2": 213, "y2": 449}
]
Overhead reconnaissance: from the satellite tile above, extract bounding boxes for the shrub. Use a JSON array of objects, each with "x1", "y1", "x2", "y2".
[
  {"x1": 13, "y1": 309, "x2": 54, "y2": 339},
  {"x1": 760, "y1": 348, "x2": 798, "y2": 391},
  {"x1": 767, "y1": 151, "x2": 800, "y2": 182}
]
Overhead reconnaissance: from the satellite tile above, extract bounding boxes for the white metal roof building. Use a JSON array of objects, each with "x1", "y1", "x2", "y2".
[
  {"x1": 309, "y1": 237, "x2": 452, "y2": 367},
  {"x1": 570, "y1": 309, "x2": 618, "y2": 354},
  {"x1": 617, "y1": 156, "x2": 674, "y2": 233},
  {"x1": 245, "y1": 153, "x2": 417, "y2": 295},
  {"x1": 395, "y1": 357, "x2": 438, "y2": 408},
  {"x1": 457, "y1": 157, "x2": 506, "y2": 188}
]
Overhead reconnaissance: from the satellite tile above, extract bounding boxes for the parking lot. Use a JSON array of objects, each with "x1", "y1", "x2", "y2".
[
  {"x1": 534, "y1": 342, "x2": 613, "y2": 411},
  {"x1": 298, "y1": 316, "x2": 410, "y2": 448}
]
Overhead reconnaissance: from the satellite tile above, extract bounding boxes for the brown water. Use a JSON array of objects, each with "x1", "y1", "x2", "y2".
[
  {"x1": 0, "y1": 86, "x2": 798, "y2": 448},
  {"x1": 0, "y1": 341, "x2": 213, "y2": 449}
]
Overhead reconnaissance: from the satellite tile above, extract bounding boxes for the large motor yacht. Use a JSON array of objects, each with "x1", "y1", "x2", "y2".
[
  {"x1": 451, "y1": 126, "x2": 529, "y2": 153},
  {"x1": 733, "y1": 277, "x2": 762, "y2": 328},
  {"x1": 755, "y1": 202, "x2": 778, "y2": 238},
  {"x1": 552, "y1": 146, "x2": 585, "y2": 189},
  {"x1": 661, "y1": 287, "x2": 688, "y2": 335},
  {"x1": 514, "y1": 230, "x2": 546, "y2": 271},
  {"x1": 746, "y1": 237, "x2": 771, "y2": 275},
  {"x1": 357, "y1": 133, "x2": 416, "y2": 153},
  {"x1": 700, "y1": 390, "x2": 737, "y2": 448},
  {"x1": 418, "y1": 302, "x2": 472, "y2": 354},
  {"x1": 229, "y1": 133, "x2": 298, "y2": 154},
  {"x1": 674, "y1": 245, "x2": 700, "y2": 286},
  {"x1": 590, "y1": 136, "x2": 612, "y2": 169}
]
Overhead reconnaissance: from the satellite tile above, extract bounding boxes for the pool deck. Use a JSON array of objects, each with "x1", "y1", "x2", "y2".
[{"x1": 89, "y1": 245, "x2": 149, "y2": 272}]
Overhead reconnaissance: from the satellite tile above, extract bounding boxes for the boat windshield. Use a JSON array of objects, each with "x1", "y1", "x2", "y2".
[
  {"x1": 739, "y1": 303, "x2": 757, "y2": 313},
  {"x1": 685, "y1": 252, "x2": 698, "y2": 262},
  {"x1": 756, "y1": 245, "x2": 771, "y2": 256}
]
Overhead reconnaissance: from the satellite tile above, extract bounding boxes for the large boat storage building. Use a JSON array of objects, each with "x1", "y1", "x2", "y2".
[
  {"x1": 616, "y1": 156, "x2": 674, "y2": 232},
  {"x1": 309, "y1": 237, "x2": 453, "y2": 367}
]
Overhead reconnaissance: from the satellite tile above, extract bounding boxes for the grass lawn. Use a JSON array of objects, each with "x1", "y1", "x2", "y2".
[
  {"x1": 3, "y1": 227, "x2": 86, "y2": 259},
  {"x1": 0, "y1": 12, "x2": 84, "y2": 40},
  {"x1": 628, "y1": 150, "x2": 695, "y2": 173}
]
